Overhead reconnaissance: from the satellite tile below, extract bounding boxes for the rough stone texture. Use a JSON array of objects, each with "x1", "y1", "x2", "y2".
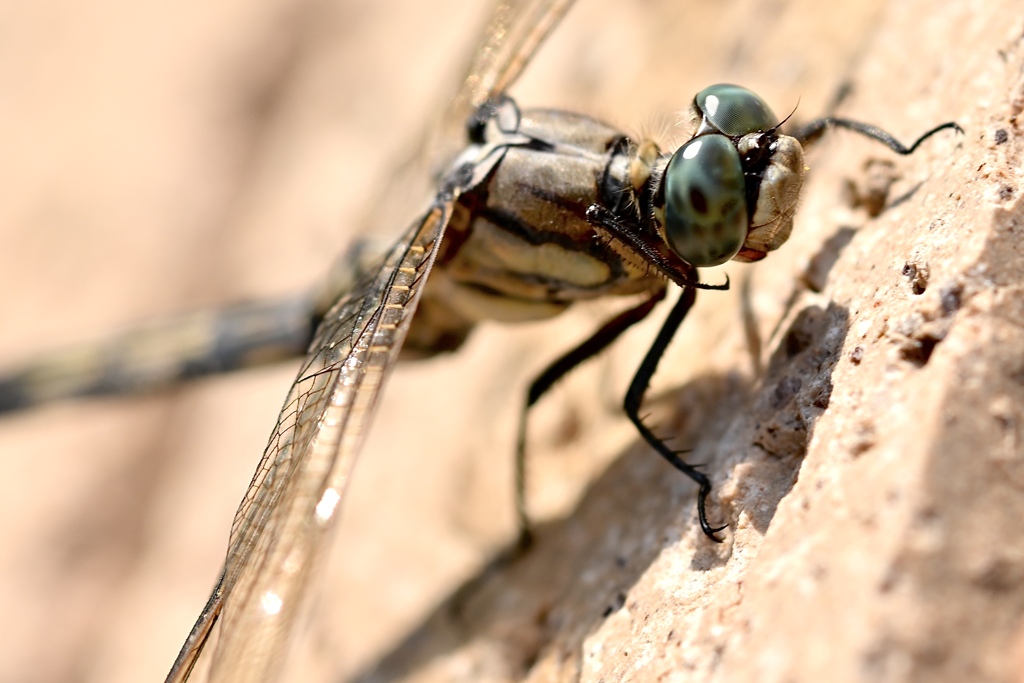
[{"x1": 0, "y1": 1, "x2": 1021, "y2": 682}]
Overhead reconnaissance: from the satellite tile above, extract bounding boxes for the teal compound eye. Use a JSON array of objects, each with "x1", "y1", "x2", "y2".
[
  {"x1": 661, "y1": 133, "x2": 748, "y2": 267},
  {"x1": 694, "y1": 83, "x2": 779, "y2": 137}
]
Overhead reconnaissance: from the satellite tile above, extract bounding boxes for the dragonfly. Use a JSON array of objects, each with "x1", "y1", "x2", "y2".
[{"x1": 0, "y1": 1, "x2": 959, "y2": 681}]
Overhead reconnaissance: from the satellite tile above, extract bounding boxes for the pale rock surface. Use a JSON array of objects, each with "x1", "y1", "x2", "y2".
[{"x1": 0, "y1": 1, "x2": 1019, "y2": 683}]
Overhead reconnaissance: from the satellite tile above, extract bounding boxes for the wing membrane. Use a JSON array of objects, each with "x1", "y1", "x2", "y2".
[
  {"x1": 167, "y1": 0, "x2": 580, "y2": 680},
  {"x1": 428, "y1": 0, "x2": 577, "y2": 175},
  {"x1": 166, "y1": 204, "x2": 449, "y2": 683}
]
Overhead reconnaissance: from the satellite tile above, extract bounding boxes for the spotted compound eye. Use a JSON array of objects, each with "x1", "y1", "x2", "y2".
[
  {"x1": 693, "y1": 83, "x2": 778, "y2": 137},
  {"x1": 662, "y1": 134, "x2": 747, "y2": 267}
]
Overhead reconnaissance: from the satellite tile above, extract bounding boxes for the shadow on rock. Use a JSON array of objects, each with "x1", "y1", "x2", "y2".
[{"x1": 349, "y1": 303, "x2": 850, "y2": 683}]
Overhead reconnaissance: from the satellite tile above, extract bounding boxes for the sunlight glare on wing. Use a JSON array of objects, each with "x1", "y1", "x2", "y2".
[
  {"x1": 315, "y1": 488, "x2": 341, "y2": 524},
  {"x1": 261, "y1": 592, "x2": 283, "y2": 617}
]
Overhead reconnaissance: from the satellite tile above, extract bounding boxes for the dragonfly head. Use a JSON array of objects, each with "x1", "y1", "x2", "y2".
[{"x1": 652, "y1": 84, "x2": 805, "y2": 267}]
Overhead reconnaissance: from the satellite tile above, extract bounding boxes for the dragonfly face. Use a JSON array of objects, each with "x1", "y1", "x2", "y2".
[{"x1": 655, "y1": 84, "x2": 804, "y2": 267}]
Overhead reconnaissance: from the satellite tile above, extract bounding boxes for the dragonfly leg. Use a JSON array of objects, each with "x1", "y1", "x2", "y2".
[
  {"x1": 791, "y1": 118, "x2": 962, "y2": 154},
  {"x1": 624, "y1": 286, "x2": 728, "y2": 542},
  {"x1": 514, "y1": 289, "x2": 666, "y2": 550}
]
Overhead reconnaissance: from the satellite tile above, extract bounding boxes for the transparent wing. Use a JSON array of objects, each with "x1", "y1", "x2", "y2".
[
  {"x1": 166, "y1": 1, "x2": 579, "y2": 681},
  {"x1": 426, "y1": 0, "x2": 577, "y2": 177},
  {"x1": 166, "y1": 203, "x2": 450, "y2": 683}
]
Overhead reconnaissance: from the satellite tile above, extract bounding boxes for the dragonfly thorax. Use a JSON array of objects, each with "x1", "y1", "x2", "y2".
[{"x1": 404, "y1": 86, "x2": 805, "y2": 356}]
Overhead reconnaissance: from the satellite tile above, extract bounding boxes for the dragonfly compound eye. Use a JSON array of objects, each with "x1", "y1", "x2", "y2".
[
  {"x1": 661, "y1": 133, "x2": 748, "y2": 267},
  {"x1": 693, "y1": 83, "x2": 778, "y2": 137}
]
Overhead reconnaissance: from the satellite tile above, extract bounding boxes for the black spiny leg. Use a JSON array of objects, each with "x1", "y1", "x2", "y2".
[
  {"x1": 791, "y1": 118, "x2": 962, "y2": 153},
  {"x1": 624, "y1": 285, "x2": 727, "y2": 542},
  {"x1": 515, "y1": 289, "x2": 666, "y2": 551}
]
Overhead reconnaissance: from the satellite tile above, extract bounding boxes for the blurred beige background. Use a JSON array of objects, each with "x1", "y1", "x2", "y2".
[{"x1": 0, "y1": 1, "x2": 970, "y2": 681}]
